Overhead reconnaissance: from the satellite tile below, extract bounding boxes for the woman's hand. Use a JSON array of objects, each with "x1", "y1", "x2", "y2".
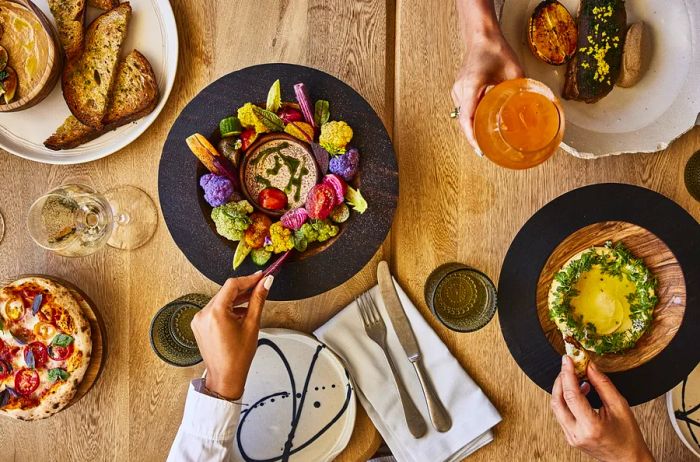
[
  {"x1": 451, "y1": 0, "x2": 523, "y2": 152},
  {"x1": 551, "y1": 356, "x2": 655, "y2": 462},
  {"x1": 191, "y1": 272, "x2": 274, "y2": 400}
]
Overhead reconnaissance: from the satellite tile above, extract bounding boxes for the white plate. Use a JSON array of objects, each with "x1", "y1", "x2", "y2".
[
  {"x1": 501, "y1": 0, "x2": 700, "y2": 158},
  {"x1": 0, "y1": 0, "x2": 178, "y2": 164},
  {"x1": 666, "y1": 362, "x2": 700, "y2": 459},
  {"x1": 235, "y1": 329, "x2": 356, "y2": 462}
]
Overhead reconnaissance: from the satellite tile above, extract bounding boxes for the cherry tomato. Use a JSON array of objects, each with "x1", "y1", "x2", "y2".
[
  {"x1": 258, "y1": 188, "x2": 288, "y2": 211},
  {"x1": 0, "y1": 360, "x2": 11, "y2": 380},
  {"x1": 33, "y1": 322, "x2": 57, "y2": 341},
  {"x1": 25, "y1": 342, "x2": 49, "y2": 368},
  {"x1": 4, "y1": 297, "x2": 25, "y2": 321},
  {"x1": 15, "y1": 369, "x2": 39, "y2": 396},
  {"x1": 244, "y1": 213, "x2": 272, "y2": 249},
  {"x1": 49, "y1": 343, "x2": 74, "y2": 361},
  {"x1": 240, "y1": 128, "x2": 258, "y2": 151}
]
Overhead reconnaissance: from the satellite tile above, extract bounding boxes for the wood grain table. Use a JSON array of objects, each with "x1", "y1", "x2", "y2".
[{"x1": 0, "y1": 1, "x2": 697, "y2": 461}]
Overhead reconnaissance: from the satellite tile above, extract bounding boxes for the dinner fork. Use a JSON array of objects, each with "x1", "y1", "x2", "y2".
[{"x1": 357, "y1": 292, "x2": 428, "y2": 438}]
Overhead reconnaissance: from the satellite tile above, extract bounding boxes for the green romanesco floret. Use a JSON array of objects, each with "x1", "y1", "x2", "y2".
[
  {"x1": 237, "y1": 103, "x2": 271, "y2": 134},
  {"x1": 319, "y1": 121, "x2": 353, "y2": 155},
  {"x1": 297, "y1": 219, "x2": 339, "y2": 245},
  {"x1": 211, "y1": 200, "x2": 253, "y2": 241},
  {"x1": 264, "y1": 222, "x2": 294, "y2": 254}
]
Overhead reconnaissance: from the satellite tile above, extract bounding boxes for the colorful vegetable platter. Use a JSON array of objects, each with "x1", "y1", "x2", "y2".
[{"x1": 159, "y1": 64, "x2": 398, "y2": 300}]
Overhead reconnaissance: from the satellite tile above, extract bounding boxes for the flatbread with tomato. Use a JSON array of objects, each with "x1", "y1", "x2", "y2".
[{"x1": 0, "y1": 277, "x2": 92, "y2": 420}]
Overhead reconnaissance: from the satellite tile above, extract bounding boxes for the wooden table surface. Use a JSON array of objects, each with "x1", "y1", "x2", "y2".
[{"x1": 0, "y1": 1, "x2": 697, "y2": 461}]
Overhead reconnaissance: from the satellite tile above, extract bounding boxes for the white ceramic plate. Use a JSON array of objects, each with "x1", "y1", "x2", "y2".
[
  {"x1": 235, "y1": 329, "x2": 356, "y2": 462},
  {"x1": 0, "y1": 0, "x2": 178, "y2": 164},
  {"x1": 666, "y1": 362, "x2": 700, "y2": 459},
  {"x1": 501, "y1": 0, "x2": 700, "y2": 158}
]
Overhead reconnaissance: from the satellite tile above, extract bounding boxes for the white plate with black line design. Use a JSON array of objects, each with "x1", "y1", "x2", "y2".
[
  {"x1": 235, "y1": 329, "x2": 356, "y2": 462},
  {"x1": 666, "y1": 362, "x2": 700, "y2": 459},
  {"x1": 0, "y1": 0, "x2": 178, "y2": 164}
]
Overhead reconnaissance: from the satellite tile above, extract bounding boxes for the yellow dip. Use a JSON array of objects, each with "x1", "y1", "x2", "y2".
[{"x1": 570, "y1": 265, "x2": 635, "y2": 335}]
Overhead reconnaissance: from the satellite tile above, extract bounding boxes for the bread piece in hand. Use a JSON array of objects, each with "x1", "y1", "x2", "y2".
[
  {"x1": 48, "y1": 0, "x2": 86, "y2": 60},
  {"x1": 564, "y1": 336, "x2": 590, "y2": 378},
  {"x1": 88, "y1": 0, "x2": 120, "y2": 10},
  {"x1": 45, "y1": 50, "x2": 159, "y2": 150},
  {"x1": 562, "y1": 0, "x2": 626, "y2": 103},
  {"x1": 62, "y1": 2, "x2": 131, "y2": 128}
]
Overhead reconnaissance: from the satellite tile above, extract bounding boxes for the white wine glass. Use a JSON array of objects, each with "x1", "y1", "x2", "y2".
[
  {"x1": 27, "y1": 183, "x2": 158, "y2": 257},
  {"x1": 0, "y1": 210, "x2": 5, "y2": 245}
]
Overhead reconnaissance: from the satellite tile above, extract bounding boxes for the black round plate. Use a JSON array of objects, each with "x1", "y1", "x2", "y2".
[
  {"x1": 159, "y1": 64, "x2": 398, "y2": 300},
  {"x1": 498, "y1": 183, "x2": 700, "y2": 407}
]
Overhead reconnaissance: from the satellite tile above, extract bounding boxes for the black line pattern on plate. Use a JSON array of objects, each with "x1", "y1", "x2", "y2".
[
  {"x1": 236, "y1": 338, "x2": 352, "y2": 462},
  {"x1": 675, "y1": 377, "x2": 699, "y2": 449}
]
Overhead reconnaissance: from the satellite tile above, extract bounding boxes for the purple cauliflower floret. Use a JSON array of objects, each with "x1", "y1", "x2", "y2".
[
  {"x1": 329, "y1": 148, "x2": 359, "y2": 181},
  {"x1": 200, "y1": 173, "x2": 235, "y2": 207}
]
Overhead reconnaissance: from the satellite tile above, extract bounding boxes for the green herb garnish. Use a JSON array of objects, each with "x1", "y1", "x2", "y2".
[
  {"x1": 51, "y1": 334, "x2": 74, "y2": 347},
  {"x1": 48, "y1": 368, "x2": 70, "y2": 382}
]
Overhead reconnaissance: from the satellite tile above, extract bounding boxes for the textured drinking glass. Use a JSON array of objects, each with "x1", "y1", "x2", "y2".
[
  {"x1": 27, "y1": 183, "x2": 158, "y2": 256},
  {"x1": 150, "y1": 294, "x2": 210, "y2": 367},
  {"x1": 685, "y1": 150, "x2": 700, "y2": 202},
  {"x1": 424, "y1": 263, "x2": 497, "y2": 332}
]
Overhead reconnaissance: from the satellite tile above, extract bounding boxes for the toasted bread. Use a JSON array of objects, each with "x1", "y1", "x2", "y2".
[
  {"x1": 45, "y1": 50, "x2": 159, "y2": 150},
  {"x1": 62, "y1": 2, "x2": 131, "y2": 128},
  {"x1": 88, "y1": 0, "x2": 120, "y2": 10},
  {"x1": 48, "y1": 0, "x2": 87, "y2": 60}
]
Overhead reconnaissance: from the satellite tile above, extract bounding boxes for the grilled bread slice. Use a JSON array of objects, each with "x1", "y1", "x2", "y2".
[
  {"x1": 62, "y1": 2, "x2": 131, "y2": 128},
  {"x1": 45, "y1": 50, "x2": 159, "y2": 150},
  {"x1": 562, "y1": 0, "x2": 626, "y2": 103},
  {"x1": 88, "y1": 0, "x2": 120, "y2": 10},
  {"x1": 48, "y1": 0, "x2": 87, "y2": 60}
]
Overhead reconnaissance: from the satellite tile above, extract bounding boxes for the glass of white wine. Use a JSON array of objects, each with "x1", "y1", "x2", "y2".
[{"x1": 27, "y1": 183, "x2": 158, "y2": 257}]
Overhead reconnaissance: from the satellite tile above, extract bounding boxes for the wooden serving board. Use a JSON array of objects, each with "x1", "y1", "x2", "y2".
[
  {"x1": 2, "y1": 274, "x2": 106, "y2": 412},
  {"x1": 536, "y1": 221, "x2": 686, "y2": 372}
]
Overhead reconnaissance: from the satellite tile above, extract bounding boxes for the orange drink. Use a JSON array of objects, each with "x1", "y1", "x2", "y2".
[{"x1": 473, "y1": 78, "x2": 564, "y2": 169}]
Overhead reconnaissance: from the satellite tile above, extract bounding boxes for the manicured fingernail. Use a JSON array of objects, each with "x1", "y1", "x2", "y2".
[
  {"x1": 263, "y1": 275, "x2": 274, "y2": 290},
  {"x1": 254, "y1": 270, "x2": 263, "y2": 275}
]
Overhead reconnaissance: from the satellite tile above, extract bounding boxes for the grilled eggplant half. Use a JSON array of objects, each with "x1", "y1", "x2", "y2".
[{"x1": 563, "y1": 0, "x2": 626, "y2": 103}]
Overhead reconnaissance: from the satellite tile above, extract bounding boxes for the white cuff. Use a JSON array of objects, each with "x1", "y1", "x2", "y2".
[{"x1": 179, "y1": 379, "x2": 242, "y2": 441}]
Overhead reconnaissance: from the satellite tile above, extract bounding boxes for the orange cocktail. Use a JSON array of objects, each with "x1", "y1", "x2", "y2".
[{"x1": 473, "y1": 78, "x2": 564, "y2": 169}]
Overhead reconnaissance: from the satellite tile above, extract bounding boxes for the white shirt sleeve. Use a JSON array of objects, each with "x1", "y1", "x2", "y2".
[{"x1": 167, "y1": 379, "x2": 242, "y2": 462}]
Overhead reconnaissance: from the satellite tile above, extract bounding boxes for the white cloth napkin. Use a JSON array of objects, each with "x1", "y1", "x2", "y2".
[{"x1": 314, "y1": 279, "x2": 502, "y2": 462}]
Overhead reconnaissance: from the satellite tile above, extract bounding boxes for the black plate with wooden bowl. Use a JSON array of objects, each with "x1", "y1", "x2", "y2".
[
  {"x1": 159, "y1": 63, "x2": 398, "y2": 300},
  {"x1": 498, "y1": 184, "x2": 700, "y2": 407}
]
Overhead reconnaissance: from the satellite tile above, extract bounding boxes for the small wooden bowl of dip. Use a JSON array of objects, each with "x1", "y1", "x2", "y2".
[
  {"x1": 0, "y1": 0, "x2": 61, "y2": 112},
  {"x1": 240, "y1": 133, "x2": 321, "y2": 216}
]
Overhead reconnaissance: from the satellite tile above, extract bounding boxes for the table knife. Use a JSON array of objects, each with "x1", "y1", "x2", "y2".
[{"x1": 377, "y1": 261, "x2": 452, "y2": 432}]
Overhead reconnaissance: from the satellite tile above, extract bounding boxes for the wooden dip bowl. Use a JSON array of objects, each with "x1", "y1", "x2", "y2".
[
  {"x1": 0, "y1": 0, "x2": 62, "y2": 112},
  {"x1": 240, "y1": 132, "x2": 320, "y2": 217},
  {"x1": 536, "y1": 221, "x2": 686, "y2": 373}
]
